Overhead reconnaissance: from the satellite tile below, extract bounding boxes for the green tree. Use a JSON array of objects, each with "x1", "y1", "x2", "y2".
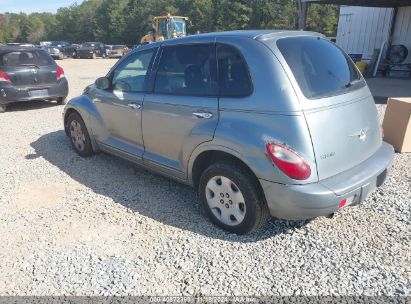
[{"x1": 0, "y1": 0, "x2": 340, "y2": 44}]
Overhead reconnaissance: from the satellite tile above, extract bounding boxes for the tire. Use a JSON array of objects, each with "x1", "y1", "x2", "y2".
[
  {"x1": 91, "y1": 52, "x2": 96, "y2": 59},
  {"x1": 56, "y1": 97, "x2": 66, "y2": 105},
  {"x1": 67, "y1": 112, "x2": 93, "y2": 157},
  {"x1": 198, "y1": 161, "x2": 269, "y2": 234},
  {"x1": 0, "y1": 104, "x2": 6, "y2": 113}
]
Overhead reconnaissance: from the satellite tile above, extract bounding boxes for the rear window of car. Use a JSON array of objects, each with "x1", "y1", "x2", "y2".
[
  {"x1": 1, "y1": 50, "x2": 54, "y2": 66},
  {"x1": 277, "y1": 36, "x2": 364, "y2": 99}
]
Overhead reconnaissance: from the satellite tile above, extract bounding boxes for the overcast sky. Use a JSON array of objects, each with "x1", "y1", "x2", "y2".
[{"x1": 0, "y1": 0, "x2": 81, "y2": 14}]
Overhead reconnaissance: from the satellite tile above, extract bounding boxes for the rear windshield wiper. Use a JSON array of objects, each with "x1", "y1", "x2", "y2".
[
  {"x1": 19, "y1": 63, "x2": 40, "y2": 69},
  {"x1": 344, "y1": 78, "x2": 362, "y2": 88}
]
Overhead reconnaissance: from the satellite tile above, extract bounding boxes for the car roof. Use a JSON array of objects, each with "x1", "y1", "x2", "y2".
[
  {"x1": 0, "y1": 46, "x2": 43, "y2": 54},
  {"x1": 195, "y1": 30, "x2": 321, "y2": 39},
  {"x1": 134, "y1": 30, "x2": 322, "y2": 51}
]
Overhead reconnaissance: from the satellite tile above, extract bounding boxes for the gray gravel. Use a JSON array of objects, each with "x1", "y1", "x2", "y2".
[{"x1": 0, "y1": 59, "x2": 410, "y2": 296}]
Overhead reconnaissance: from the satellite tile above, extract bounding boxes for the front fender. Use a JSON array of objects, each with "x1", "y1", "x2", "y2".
[{"x1": 63, "y1": 94, "x2": 102, "y2": 152}]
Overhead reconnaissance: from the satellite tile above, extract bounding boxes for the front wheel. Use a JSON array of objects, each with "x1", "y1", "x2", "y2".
[
  {"x1": 198, "y1": 162, "x2": 269, "y2": 234},
  {"x1": 67, "y1": 113, "x2": 93, "y2": 157}
]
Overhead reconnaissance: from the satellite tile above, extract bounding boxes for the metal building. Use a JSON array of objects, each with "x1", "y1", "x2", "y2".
[{"x1": 299, "y1": 0, "x2": 411, "y2": 76}]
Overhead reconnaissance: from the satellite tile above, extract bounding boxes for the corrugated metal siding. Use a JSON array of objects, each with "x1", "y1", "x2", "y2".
[
  {"x1": 392, "y1": 6, "x2": 411, "y2": 63},
  {"x1": 336, "y1": 6, "x2": 394, "y2": 55}
]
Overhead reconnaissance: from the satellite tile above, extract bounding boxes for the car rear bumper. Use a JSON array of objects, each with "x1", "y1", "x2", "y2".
[
  {"x1": 0, "y1": 79, "x2": 68, "y2": 105},
  {"x1": 77, "y1": 52, "x2": 94, "y2": 58},
  {"x1": 260, "y1": 142, "x2": 394, "y2": 220}
]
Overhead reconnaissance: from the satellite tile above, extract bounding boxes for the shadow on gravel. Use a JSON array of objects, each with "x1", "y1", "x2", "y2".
[
  {"x1": 5, "y1": 100, "x2": 59, "y2": 112},
  {"x1": 28, "y1": 130, "x2": 307, "y2": 242}
]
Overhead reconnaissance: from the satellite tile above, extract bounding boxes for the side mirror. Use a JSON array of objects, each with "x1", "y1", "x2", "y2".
[{"x1": 95, "y1": 77, "x2": 110, "y2": 90}]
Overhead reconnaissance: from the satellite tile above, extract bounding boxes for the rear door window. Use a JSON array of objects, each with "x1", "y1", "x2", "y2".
[
  {"x1": 217, "y1": 44, "x2": 253, "y2": 97},
  {"x1": 277, "y1": 36, "x2": 364, "y2": 99},
  {"x1": 154, "y1": 43, "x2": 217, "y2": 96},
  {"x1": 1, "y1": 50, "x2": 54, "y2": 66}
]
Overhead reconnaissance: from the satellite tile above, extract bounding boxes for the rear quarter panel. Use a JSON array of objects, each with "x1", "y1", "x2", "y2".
[{"x1": 208, "y1": 111, "x2": 318, "y2": 184}]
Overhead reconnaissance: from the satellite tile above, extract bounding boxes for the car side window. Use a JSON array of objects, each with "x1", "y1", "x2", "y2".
[
  {"x1": 217, "y1": 44, "x2": 252, "y2": 97},
  {"x1": 111, "y1": 48, "x2": 157, "y2": 93},
  {"x1": 154, "y1": 43, "x2": 217, "y2": 96}
]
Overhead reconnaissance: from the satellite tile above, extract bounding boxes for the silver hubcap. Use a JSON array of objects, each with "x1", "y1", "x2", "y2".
[
  {"x1": 70, "y1": 120, "x2": 86, "y2": 151},
  {"x1": 205, "y1": 176, "x2": 246, "y2": 226}
]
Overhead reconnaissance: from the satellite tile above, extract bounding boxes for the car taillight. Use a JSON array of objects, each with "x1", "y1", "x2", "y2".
[
  {"x1": 0, "y1": 69, "x2": 11, "y2": 83},
  {"x1": 56, "y1": 66, "x2": 65, "y2": 80},
  {"x1": 266, "y1": 142, "x2": 311, "y2": 180}
]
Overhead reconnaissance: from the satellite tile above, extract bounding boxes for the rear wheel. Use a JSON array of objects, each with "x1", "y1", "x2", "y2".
[
  {"x1": 198, "y1": 162, "x2": 269, "y2": 234},
  {"x1": 0, "y1": 104, "x2": 7, "y2": 113},
  {"x1": 67, "y1": 113, "x2": 93, "y2": 157}
]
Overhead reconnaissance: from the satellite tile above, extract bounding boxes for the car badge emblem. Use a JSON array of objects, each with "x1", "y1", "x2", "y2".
[{"x1": 349, "y1": 128, "x2": 368, "y2": 142}]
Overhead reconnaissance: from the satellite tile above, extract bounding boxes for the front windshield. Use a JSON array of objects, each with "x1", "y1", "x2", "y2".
[
  {"x1": 83, "y1": 43, "x2": 95, "y2": 47},
  {"x1": 50, "y1": 41, "x2": 63, "y2": 47},
  {"x1": 172, "y1": 19, "x2": 186, "y2": 35}
]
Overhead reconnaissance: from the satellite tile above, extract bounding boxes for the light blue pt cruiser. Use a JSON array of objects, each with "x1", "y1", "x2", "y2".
[{"x1": 63, "y1": 30, "x2": 394, "y2": 234}]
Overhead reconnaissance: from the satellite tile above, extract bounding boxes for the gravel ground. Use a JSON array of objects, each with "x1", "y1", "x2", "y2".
[{"x1": 0, "y1": 59, "x2": 410, "y2": 297}]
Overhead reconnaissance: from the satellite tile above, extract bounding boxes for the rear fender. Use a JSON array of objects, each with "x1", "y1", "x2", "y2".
[{"x1": 188, "y1": 111, "x2": 318, "y2": 185}]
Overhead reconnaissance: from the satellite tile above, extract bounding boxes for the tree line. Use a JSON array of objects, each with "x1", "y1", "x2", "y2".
[{"x1": 0, "y1": 0, "x2": 339, "y2": 45}]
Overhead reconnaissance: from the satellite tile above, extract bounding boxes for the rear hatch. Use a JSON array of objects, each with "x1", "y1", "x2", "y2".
[
  {"x1": 276, "y1": 36, "x2": 382, "y2": 180},
  {"x1": 0, "y1": 49, "x2": 58, "y2": 87}
]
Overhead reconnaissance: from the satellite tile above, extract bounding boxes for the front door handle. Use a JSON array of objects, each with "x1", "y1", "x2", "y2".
[
  {"x1": 128, "y1": 103, "x2": 141, "y2": 110},
  {"x1": 193, "y1": 112, "x2": 213, "y2": 119}
]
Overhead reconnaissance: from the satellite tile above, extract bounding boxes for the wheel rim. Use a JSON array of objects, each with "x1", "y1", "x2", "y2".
[
  {"x1": 69, "y1": 120, "x2": 86, "y2": 151},
  {"x1": 205, "y1": 176, "x2": 246, "y2": 226}
]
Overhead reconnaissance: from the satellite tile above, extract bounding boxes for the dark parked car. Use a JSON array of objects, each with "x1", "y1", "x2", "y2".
[
  {"x1": 44, "y1": 41, "x2": 77, "y2": 60},
  {"x1": 63, "y1": 31, "x2": 393, "y2": 234},
  {"x1": 77, "y1": 42, "x2": 106, "y2": 59},
  {"x1": 0, "y1": 46, "x2": 68, "y2": 112}
]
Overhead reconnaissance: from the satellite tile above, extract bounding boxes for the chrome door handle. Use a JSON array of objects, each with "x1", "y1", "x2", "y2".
[
  {"x1": 128, "y1": 103, "x2": 141, "y2": 110},
  {"x1": 193, "y1": 112, "x2": 213, "y2": 119}
]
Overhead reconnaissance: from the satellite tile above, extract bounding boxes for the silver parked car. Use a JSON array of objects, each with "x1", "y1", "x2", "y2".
[{"x1": 63, "y1": 30, "x2": 394, "y2": 234}]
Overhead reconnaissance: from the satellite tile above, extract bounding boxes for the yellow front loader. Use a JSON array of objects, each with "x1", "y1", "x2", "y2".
[{"x1": 141, "y1": 14, "x2": 189, "y2": 44}]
